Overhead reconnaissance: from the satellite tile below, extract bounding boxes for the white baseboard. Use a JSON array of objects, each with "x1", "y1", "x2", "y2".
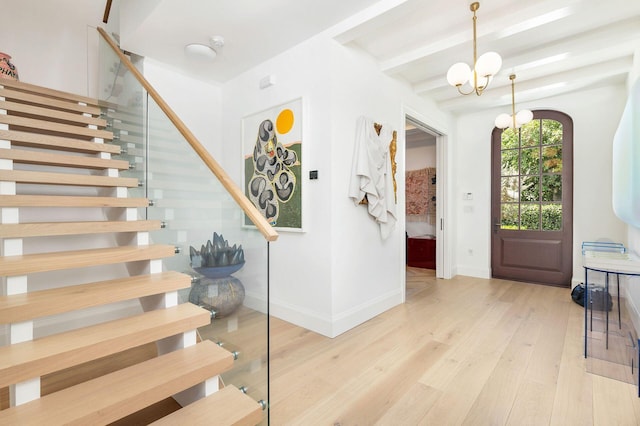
[
  {"x1": 330, "y1": 289, "x2": 402, "y2": 338},
  {"x1": 243, "y1": 290, "x2": 268, "y2": 315},
  {"x1": 455, "y1": 265, "x2": 491, "y2": 279},
  {"x1": 269, "y1": 297, "x2": 333, "y2": 337},
  {"x1": 243, "y1": 291, "x2": 333, "y2": 336},
  {"x1": 268, "y1": 289, "x2": 403, "y2": 338}
]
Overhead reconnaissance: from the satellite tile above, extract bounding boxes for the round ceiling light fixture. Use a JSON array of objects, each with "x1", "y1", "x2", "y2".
[
  {"x1": 184, "y1": 35, "x2": 224, "y2": 61},
  {"x1": 184, "y1": 43, "x2": 217, "y2": 60}
]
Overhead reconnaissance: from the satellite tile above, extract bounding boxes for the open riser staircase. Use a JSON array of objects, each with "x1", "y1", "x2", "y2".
[{"x1": 0, "y1": 78, "x2": 263, "y2": 425}]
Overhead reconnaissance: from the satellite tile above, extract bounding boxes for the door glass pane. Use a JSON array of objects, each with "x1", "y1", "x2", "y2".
[
  {"x1": 501, "y1": 127, "x2": 518, "y2": 149},
  {"x1": 542, "y1": 174, "x2": 562, "y2": 201},
  {"x1": 521, "y1": 203, "x2": 540, "y2": 230},
  {"x1": 521, "y1": 176, "x2": 540, "y2": 201},
  {"x1": 501, "y1": 203, "x2": 518, "y2": 229},
  {"x1": 542, "y1": 119, "x2": 562, "y2": 145},
  {"x1": 501, "y1": 149, "x2": 519, "y2": 176},
  {"x1": 542, "y1": 145, "x2": 562, "y2": 173},
  {"x1": 542, "y1": 203, "x2": 562, "y2": 230},
  {"x1": 521, "y1": 147, "x2": 540, "y2": 175},
  {"x1": 498, "y1": 117, "x2": 565, "y2": 234},
  {"x1": 500, "y1": 119, "x2": 563, "y2": 240},
  {"x1": 521, "y1": 120, "x2": 540, "y2": 147},
  {"x1": 501, "y1": 177, "x2": 519, "y2": 202}
]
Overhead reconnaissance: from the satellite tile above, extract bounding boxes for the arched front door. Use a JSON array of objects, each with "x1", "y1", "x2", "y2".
[{"x1": 491, "y1": 110, "x2": 573, "y2": 287}]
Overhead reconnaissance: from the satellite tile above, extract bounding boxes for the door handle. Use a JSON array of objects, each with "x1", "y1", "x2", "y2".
[{"x1": 493, "y1": 219, "x2": 500, "y2": 233}]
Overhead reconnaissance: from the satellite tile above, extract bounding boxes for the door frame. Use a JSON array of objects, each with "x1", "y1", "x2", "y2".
[{"x1": 401, "y1": 105, "x2": 451, "y2": 300}]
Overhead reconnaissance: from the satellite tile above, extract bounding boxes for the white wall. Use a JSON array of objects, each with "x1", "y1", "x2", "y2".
[
  {"x1": 143, "y1": 58, "x2": 222, "y2": 158},
  {"x1": 330, "y1": 43, "x2": 407, "y2": 333},
  {"x1": 406, "y1": 144, "x2": 436, "y2": 171},
  {"x1": 220, "y1": 36, "x2": 335, "y2": 335},
  {"x1": 221, "y1": 34, "x2": 451, "y2": 337},
  {"x1": 327, "y1": 42, "x2": 450, "y2": 336},
  {"x1": 453, "y1": 85, "x2": 628, "y2": 282},
  {"x1": 2, "y1": 0, "x2": 104, "y2": 96}
]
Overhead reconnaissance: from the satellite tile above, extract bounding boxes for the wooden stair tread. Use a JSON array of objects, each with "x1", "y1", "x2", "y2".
[
  {"x1": 0, "y1": 244, "x2": 176, "y2": 276},
  {"x1": 0, "y1": 129, "x2": 120, "y2": 154},
  {"x1": 0, "y1": 170, "x2": 138, "y2": 187},
  {"x1": 0, "y1": 219, "x2": 162, "y2": 238},
  {"x1": 0, "y1": 115, "x2": 112, "y2": 140},
  {"x1": 0, "y1": 194, "x2": 149, "y2": 207},
  {"x1": 0, "y1": 147, "x2": 130, "y2": 170},
  {"x1": 0, "y1": 303, "x2": 211, "y2": 389},
  {"x1": 0, "y1": 271, "x2": 191, "y2": 323},
  {"x1": 0, "y1": 88, "x2": 101, "y2": 116},
  {"x1": 0, "y1": 100, "x2": 106, "y2": 127},
  {"x1": 0, "y1": 340, "x2": 231, "y2": 425},
  {"x1": 0, "y1": 79, "x2": 101, "y2": 109},
  {"x1": 150, "y1": 385, "x2": 263, "y2": 426}
]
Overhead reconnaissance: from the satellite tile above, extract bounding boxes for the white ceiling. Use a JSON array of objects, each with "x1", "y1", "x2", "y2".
[{"x1": 118, "y1": 0, "x2": 640, "y2": 115}]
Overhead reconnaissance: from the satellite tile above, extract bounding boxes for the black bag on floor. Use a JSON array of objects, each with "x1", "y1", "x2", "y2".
[{"x1": 571, "y1": 284, "x2": 584, "y2": 307}]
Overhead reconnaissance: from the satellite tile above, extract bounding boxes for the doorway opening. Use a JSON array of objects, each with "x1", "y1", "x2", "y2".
[{"x1": 404, "y1": 114, "x2": 448, "y2": 299}]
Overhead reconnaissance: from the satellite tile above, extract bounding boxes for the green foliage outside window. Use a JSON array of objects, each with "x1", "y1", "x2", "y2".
[
  {"x1": 542, "y1": 204, "x2": 562, "y2": 230},
  {"x1": 520, "y1": 204, "x2": 540, "y2": 230},
  {"x1": 501, "y1": 204, "x2": 563, "y2": 231},
  {"x1": 500, "y1": 119, "x2": 563, "y2": 231}
]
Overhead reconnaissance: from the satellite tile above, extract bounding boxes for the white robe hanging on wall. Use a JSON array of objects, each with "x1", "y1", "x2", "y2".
[{"x1": 348, "y1": 116, "x2": 397, "y2": 239}]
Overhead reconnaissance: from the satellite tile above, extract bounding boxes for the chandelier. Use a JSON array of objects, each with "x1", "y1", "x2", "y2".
[
  {"x1": 446, "y1": 2, "x2": 502, "y2": 96},
  {"x1": 494, "y1": 74, "x2": 533, "y2": 129}
]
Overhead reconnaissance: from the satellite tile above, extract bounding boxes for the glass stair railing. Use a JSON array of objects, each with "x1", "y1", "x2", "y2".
[{"x1": 97, "y1": 27, "x2": 275, "y2": 425}]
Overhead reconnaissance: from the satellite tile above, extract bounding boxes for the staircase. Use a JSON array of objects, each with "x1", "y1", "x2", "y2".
[{"x1": 0, "y1": 78, "x2": 263, "y2": 425}]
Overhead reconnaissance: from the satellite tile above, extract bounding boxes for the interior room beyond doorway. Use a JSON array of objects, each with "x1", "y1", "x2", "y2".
[{"x1": 405, "y1": 118, "x2": 438, "y2": 275}]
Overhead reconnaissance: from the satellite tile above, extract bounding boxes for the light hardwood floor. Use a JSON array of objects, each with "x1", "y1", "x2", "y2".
[
  {"x1": 269, "y1": 267, "x2": 640, "y2": 425},
  {"x1": 3, "y1": 268, "x2": 639, "y2": 424}
]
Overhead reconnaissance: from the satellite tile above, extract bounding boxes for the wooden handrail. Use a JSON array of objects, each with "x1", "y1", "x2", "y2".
[
  {"x1": 97, "y1": 27, "x2": 278, "y2": 242},
  {"x1": 103, "y1": 0, "x2": 112, "y2": 24}
]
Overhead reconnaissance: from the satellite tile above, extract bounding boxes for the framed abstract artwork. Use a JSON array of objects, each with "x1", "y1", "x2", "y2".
[{"x1": 242, "y1": 98, "x2": 303, "y2": 231}]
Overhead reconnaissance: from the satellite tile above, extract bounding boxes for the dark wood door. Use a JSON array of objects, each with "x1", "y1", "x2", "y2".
[{"x1": 491, "y1": 110, "x2": 573, "y2": 287}]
